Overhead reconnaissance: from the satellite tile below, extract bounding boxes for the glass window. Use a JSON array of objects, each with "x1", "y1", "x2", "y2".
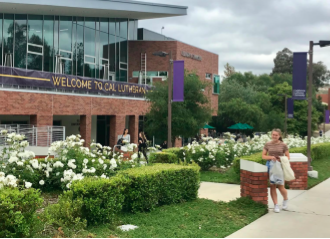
[
  {"x1": 206, "y1": 73, "x2": 212, "y2": 79},
  {"x1": 44, "y1": 16, "x2": 54, "y2": 72},
  {"x1": 59, "y1": 16, "x2": 72, "y2": 75},
  {"x1": 120, "y1": 38, "x2": 127, "y2": 63},
  {"x1": 72, "y1": 18, "x2": 77, "y2": 75},
  {"x1": 128, "y1": 19, "x2": 135, "y2": 40},
  {"x1": 147, "y1": 71, "x2": 158, "y2": 77},
  {"x1": 14, "y1": 14, "x2": 27, "y2": 69},
  {"x1": 109, "y1": 19, "x2": 116, "y2": 74},
  {"x1": 213, "y1": 75, "x2": 220, "y2": 94},
  {"x1": 159, "y1": 71, "x2": 168, "y2": 77},
  {"x1": 27, "y1": 15, "x2": 43, "y2": 71},
  {"x1": 0, "y1": 14, "x2": 2, "y2": 66},
  {"x1": 84, "y1": 18, "x2": 96, "y2": 78},
  {"x1": 132, "y1": 71, "x2": 139, "y2": 77},
  {"x1": 76, "y1": 18, "x2": 84, "y2": 76},
  {"x1": 119, "y1": 20, "x2": 127, "y2": 39},
  {"x1": 3, "y1": 14, "x2": 14, "y2": 67},
  {"x1": 99, "y1": 19, "x2": 109, "y2": 80},
  {"x1": 54, "y1": 16, "x2": 59, "y2": 55},
  {"x1": 134, "y1": 20, "x2": 138, "y2": 40}
]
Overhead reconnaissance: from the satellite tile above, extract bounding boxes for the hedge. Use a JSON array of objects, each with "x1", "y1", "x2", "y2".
[
  {"x1": 149, "y1": 152, "x2": 179, "y2": 164},
  {"x1": 67, "y1": 164, "x2": 200, "y2": 224},
  {"x1": 119, "y1": 164, "x2": 200, "y2": 213},
  {"x1": 233, "y1": 142, "x2": 330, "y2": 175},
  {"x1": 70, "y1": 175, "x2": 129, "y2": 225},
  {"x1": 0, "y1": 188, "x2": 43, "y2": 238}
]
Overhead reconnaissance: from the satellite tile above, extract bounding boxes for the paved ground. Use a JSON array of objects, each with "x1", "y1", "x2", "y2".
[
  {"x1": 225, "y1": 179, "x2": 330, "y2": 238},
  {"x1": 198, "y1": 182, "x2": 305, "y2": 209}
]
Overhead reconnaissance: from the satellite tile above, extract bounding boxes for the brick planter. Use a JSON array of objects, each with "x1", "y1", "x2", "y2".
[
  {"x1": 287, "y1": 153, "x2": 308, "y2": 190},
  {"x1": 240, "y1": 159, "x2": 268, "y2": 205}
]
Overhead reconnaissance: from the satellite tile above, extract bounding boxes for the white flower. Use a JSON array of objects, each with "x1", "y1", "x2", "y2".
[
  {"x1": 39, "y1": 180, "x2": 45, "y2": 185},
  {"x1": 56, "y1": 172, "x2": 60, "y2": 176},
  {"x1": 83, "y1": 158, "x2": 89, "y2": 164},
  {"x1": 16, "y1": 161, "x2": 24, "y2": 166},
  {"x1": 98, "y1": 158, "x2": 104, "y2": 165},
  {"x1": 25, "y1": 182, "x2": 32, "y2": 189},
  {"x1": 101, "y1": 174, "x2": 107, "y2": 179},
  {"x1": 53, "y1": 161, "x2": 64, "y2": 168}
]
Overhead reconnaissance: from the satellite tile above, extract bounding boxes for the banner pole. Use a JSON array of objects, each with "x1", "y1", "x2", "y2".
[
  {"x1": 285, "y1": 94, "x2": 287, "y2": 138},
  {"x1": 307, "y1": 41, "x2": 314, "y2": 171}
]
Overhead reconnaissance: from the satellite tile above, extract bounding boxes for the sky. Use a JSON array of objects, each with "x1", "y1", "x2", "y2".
[{"x1": 138, "y1": 0, "x2": 330, "y2": 76}]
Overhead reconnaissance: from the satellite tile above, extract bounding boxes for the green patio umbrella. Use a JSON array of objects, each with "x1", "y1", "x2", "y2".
[
  {"x1": 202, "y1": 124, "x2": 215, "y2": 129},
  {"x1": 242, "y1": 123, "x2": 254, "y2": 129},
  {"x1": 227, "y1": 123, "x2": 249, "y2": 130}
]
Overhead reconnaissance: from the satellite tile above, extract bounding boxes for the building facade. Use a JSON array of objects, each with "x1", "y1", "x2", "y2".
[{"x1": 0, "y1": 0, "x2": 219, "y2": 147}]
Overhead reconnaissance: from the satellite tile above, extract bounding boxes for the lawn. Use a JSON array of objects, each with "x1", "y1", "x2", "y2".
[
  {"x1": 200, "y1": 167, "x2": 240, "y2": 184},
  {"x1": 308, "y1": 157, "x2": 330, "y2": 189},
  {"x1": 76, "y1": 198, "x2": 267, "y2": 238}
]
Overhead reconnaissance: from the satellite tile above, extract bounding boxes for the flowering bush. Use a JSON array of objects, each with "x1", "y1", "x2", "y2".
[{"x1": 0, "y1": 131, "x2": 142, "y2": 192}]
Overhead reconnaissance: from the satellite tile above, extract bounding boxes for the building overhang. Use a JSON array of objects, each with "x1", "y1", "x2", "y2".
[{"x1": 0, "y1": 0, "x2": 187, "y2": 20}]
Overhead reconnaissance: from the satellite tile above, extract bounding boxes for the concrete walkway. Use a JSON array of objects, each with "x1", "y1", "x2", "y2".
[
  {"x1": 198, "y1": 182, "x2": 305, "y2": 209},
  {"x1": 226, "y1": 178, "x2": 330, "y2": 238}
]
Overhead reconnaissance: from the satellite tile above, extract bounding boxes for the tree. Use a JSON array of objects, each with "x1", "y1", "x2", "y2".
[
  {"x1": 223, "y1": 63, "x2": 236, "y2": 79},
  {"x1": 272, "y1": 48, "x2": 293, "y2": 75},
  {"x1": 144, "y1": 71, "x2": 212, "y2": 143}
]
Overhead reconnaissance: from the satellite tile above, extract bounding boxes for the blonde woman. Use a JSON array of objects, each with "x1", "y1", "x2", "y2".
[{"x1": 262, "y1": 129, "x2": 290, "y2": 213}]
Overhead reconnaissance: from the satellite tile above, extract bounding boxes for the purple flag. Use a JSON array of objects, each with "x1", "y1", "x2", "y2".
[
  {"x1": 326, "y1": 110, "x2": 330, "y2": 124},
  {"x1": 173, "y1": 60, "x2": 184, "y2": 102},
  {"x1": 287, "y1": 98, "x2": 294, "y2": 119},
  {"x1": 292, "y1": 52, "x2": 307, "y2": 100}
]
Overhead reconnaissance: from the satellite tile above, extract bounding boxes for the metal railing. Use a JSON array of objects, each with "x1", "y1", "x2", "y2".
[{"x1": 0, "y1": 124, "x2": 65, "y2": 147}]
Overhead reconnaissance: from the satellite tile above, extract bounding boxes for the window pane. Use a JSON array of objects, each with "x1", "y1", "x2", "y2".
[
  {"x1": 100, "y1": 18, "x2": 108, "y2": 34},
  {"x1": 128, "y1": 19, "x2": 134, "y2": 40},
  {"x1": 27, "y1": 15, "x2": 43, "y2": 70},
  {"x1": 147, "y1": 71, "x2": 158, "y2": 77},
  {"x1": 0, "y1": 14, "x2": 3, "y2": 66},
  {"x1": 119, "y1": 20, "x2": 127, "y2": 39},
  {"x1": 159, "y1": 71, "x2": 168, "y2": 76},
  {"x1": 44, "y1": 16, "x2": 54, "y2": 72},
  {"x1": 109, "y1": 34, "x2": 115, "y2": 73},
  {"x1": 3, "y1": 14, "x2": 14, "y2": 66},
  {"x1": 54, "y1": 16, "x2": 59, "y2": 55},
  {"x1": 76, "y1": 18, "x2": 84, "y2": 76},
  {"x1": 14, "y1": 15, "x2": 27, "y2": 69},
  {"x1": 132, "y1": 71, "x2": 139, "y2": 77},
  {"x1": 85, "y1": 18, "x2": 96, "y2": 77},
  {"x1": 72, "y1": 19, "x2": 76, "y2": 75},
  {"x1": 120, "y1": 38, "x2": 127, "y2": 63},
  {"x1": 119, "y1": 70, "x2": 127, "y2": 82},
  {"x1": 59, "y1": 16, "x2": 72, "y2": 74},
  {"x1": 99, "y1": 32, "x2": 108, "y2": 79},
  {"x1": 134, "y1": 20, "x2": 138, "y2": 40},
  {"x1": 27, "y1": 53, "x2": 42, "y2": 71}
]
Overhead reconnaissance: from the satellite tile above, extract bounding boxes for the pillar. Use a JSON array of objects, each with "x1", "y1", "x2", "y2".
[
  {"x1": 109, "y1": 115, "x2": 126, "y2": 148},
  {"x1": 175, "y1": 138, "x2": 182, "y2": 148},
  {"x1": 287, "y1": 154, "x2": 308, "y2": 190},
  {"x1": 80, "y1": 115, "x2": 92, "y2": 147},
  {"x1": 240, "y1": 159, "x2": 268, "y2": 205},
  {"x1": 129, "y1": 115, "x2": 139, "y2": 144},
  {"x1": 200, "y1": 128, "x2": 208, "y2": 137}
]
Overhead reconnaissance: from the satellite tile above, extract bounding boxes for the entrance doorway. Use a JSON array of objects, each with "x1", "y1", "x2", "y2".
[{"x1": 97, "y1": 116, "x2": 110, "y2": 146}]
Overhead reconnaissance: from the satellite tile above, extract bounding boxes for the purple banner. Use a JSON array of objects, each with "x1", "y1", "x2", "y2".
[
  {"x1": 173, "y1": 60, "x2": 184, "y2": 102},
  {"x1": 326, "y1": 110, "x2": 330, "y2": 124},
  {"x1": 287, "y1": 98, "x2": 294, "y2": 119},
  {"x1": 292, "y1": 52, "x2": 307, "y2": 100},
  {"x1": 0, "y1": 66, "x2": 152, "y2": 97}
]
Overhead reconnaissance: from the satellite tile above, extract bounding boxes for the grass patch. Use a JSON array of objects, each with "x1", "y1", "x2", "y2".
[
  {"x1": 308, "y1": 158, "x2": 330, "y2": 189},
  {"x1": 200, "y1": 167, "x2": 240, "y2": 184},
  {"x1": 76, "y1": 198, "x2": 267, "y2": 238}
]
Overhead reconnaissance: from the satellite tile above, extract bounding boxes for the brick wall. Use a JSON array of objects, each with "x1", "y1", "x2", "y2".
[
  {"x1": 240, "y1": 170, "x2": 268, "y2": 205},
  {"x1": 288, "y1": 162, "x2": 308, "y2": 190},
  {"x1": 129, "y1": 40, "x2": 219, "y2": 115}
]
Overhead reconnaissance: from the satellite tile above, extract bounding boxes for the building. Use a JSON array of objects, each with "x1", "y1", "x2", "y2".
[{"x1": 0, "y1": 0, "x2": 219, "y2": 148}]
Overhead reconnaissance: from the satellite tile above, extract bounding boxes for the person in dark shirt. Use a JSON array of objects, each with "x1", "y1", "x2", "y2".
[
  {"x1": 161, "y1": 141, "x2": 168, "y2": 150},
  {"x1": 138, "y1": 132, "x2": 148, "y2": 163}
]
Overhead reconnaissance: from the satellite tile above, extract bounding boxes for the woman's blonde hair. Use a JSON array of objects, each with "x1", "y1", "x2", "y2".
[{"x1": 272, "y1": 128, "x2": 283, "y2": 142}]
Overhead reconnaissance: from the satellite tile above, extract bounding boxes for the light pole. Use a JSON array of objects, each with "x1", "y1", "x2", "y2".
[
  {"x1": 307, "y1": 40, "x2": 330, "y2": 171},
  {"x1": 153, "y1": 51, "x2": 173, "y2": 148},
  {"x1": 278, "y1": 94, "x2": 288, "y2": 137}
]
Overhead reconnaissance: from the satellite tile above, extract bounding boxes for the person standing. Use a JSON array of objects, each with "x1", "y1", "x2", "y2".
[
  {"x1": 138, "y1": 132, "x2": 148, "y2": 163},
  {"x1": 161, "y1": 140, "x2": 168, "y2": 150},
  {"x1": 319, "y1": 129, "x2": 323, "y2": 137},
  {"x1": 262, "y1": 128, "x2": 290, "y2": 213}
]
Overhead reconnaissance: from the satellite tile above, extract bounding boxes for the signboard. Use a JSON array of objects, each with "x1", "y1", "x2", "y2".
[
  {"x1": 181, "y1": 51, "x2": 202, "y2": 61},
  {"x1": 292, "y1": 52, "x2": 307, "y2": 100},
  {"x1": 0, "y1": 66, "x2": 152, "y2": 97},
  {"x1": 287, "y1": 98, "x2": 294, "y2": 118},
  {"x1": 173, "y1": 60, "x2": 184, "y2": 102}
]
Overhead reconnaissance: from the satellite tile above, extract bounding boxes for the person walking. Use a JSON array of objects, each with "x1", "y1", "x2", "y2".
[
  {"x1": 262, "y1": 128, "x2": 290, "y2": 213},
  {"x1": 138, "y1": 131, "x2": 148, "y2": 163}
]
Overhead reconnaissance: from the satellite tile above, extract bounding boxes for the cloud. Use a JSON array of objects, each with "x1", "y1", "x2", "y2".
[{"x1": 138, "y1": 0, "x2": 330, "y2": 76}]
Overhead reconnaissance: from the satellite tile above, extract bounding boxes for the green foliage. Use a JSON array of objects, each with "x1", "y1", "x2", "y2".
[
  {"x1": 149, "y1": 152, "x2": 179, "y2": 164},
  {"x1": 308, "y1": 156, "x2": 330, "y2": 189},
  {"x1": 0, "y1": 188, "x2": 43, "y2": 238},
  {"x1": 40, "y1": 191, "x2": 87, "y2": 236},
  {"x1": 70, "y1": 176, "x2": 129, "y2": 225},
  {"x1": 232, "y1": 142, "x2": 330, "y2": 174},
  {"x1": 145, "y1": 71, "x2": 213, "y2": 141},
  {"x1": 119, "y1": 164, "x2": 200, "y2": 213}
]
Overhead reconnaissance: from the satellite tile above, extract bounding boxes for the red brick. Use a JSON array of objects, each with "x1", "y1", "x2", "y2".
[{"x1": 259, "y1": 177, "x2": 268, "y2": 180}]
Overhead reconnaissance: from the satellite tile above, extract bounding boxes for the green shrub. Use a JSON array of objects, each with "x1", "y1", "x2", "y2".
[
  {"x1": 70, "y1": 175, "x2": 129, "y2": 225},
  {"x1": 119, "y1": 164, "x2": 200, "y2": 213},
  {"x1": 0, "y1": 188, "x2": 43, "y2": 238},
  {"x1": 149, "y1": 152, "x2": 179, "y2": 164},
  {"x1": 232, "y1": 142, "x2": 330, "y2": 174},
  {"x1": 40, "y1": 191, "x2": 87, "y2": 236}
]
